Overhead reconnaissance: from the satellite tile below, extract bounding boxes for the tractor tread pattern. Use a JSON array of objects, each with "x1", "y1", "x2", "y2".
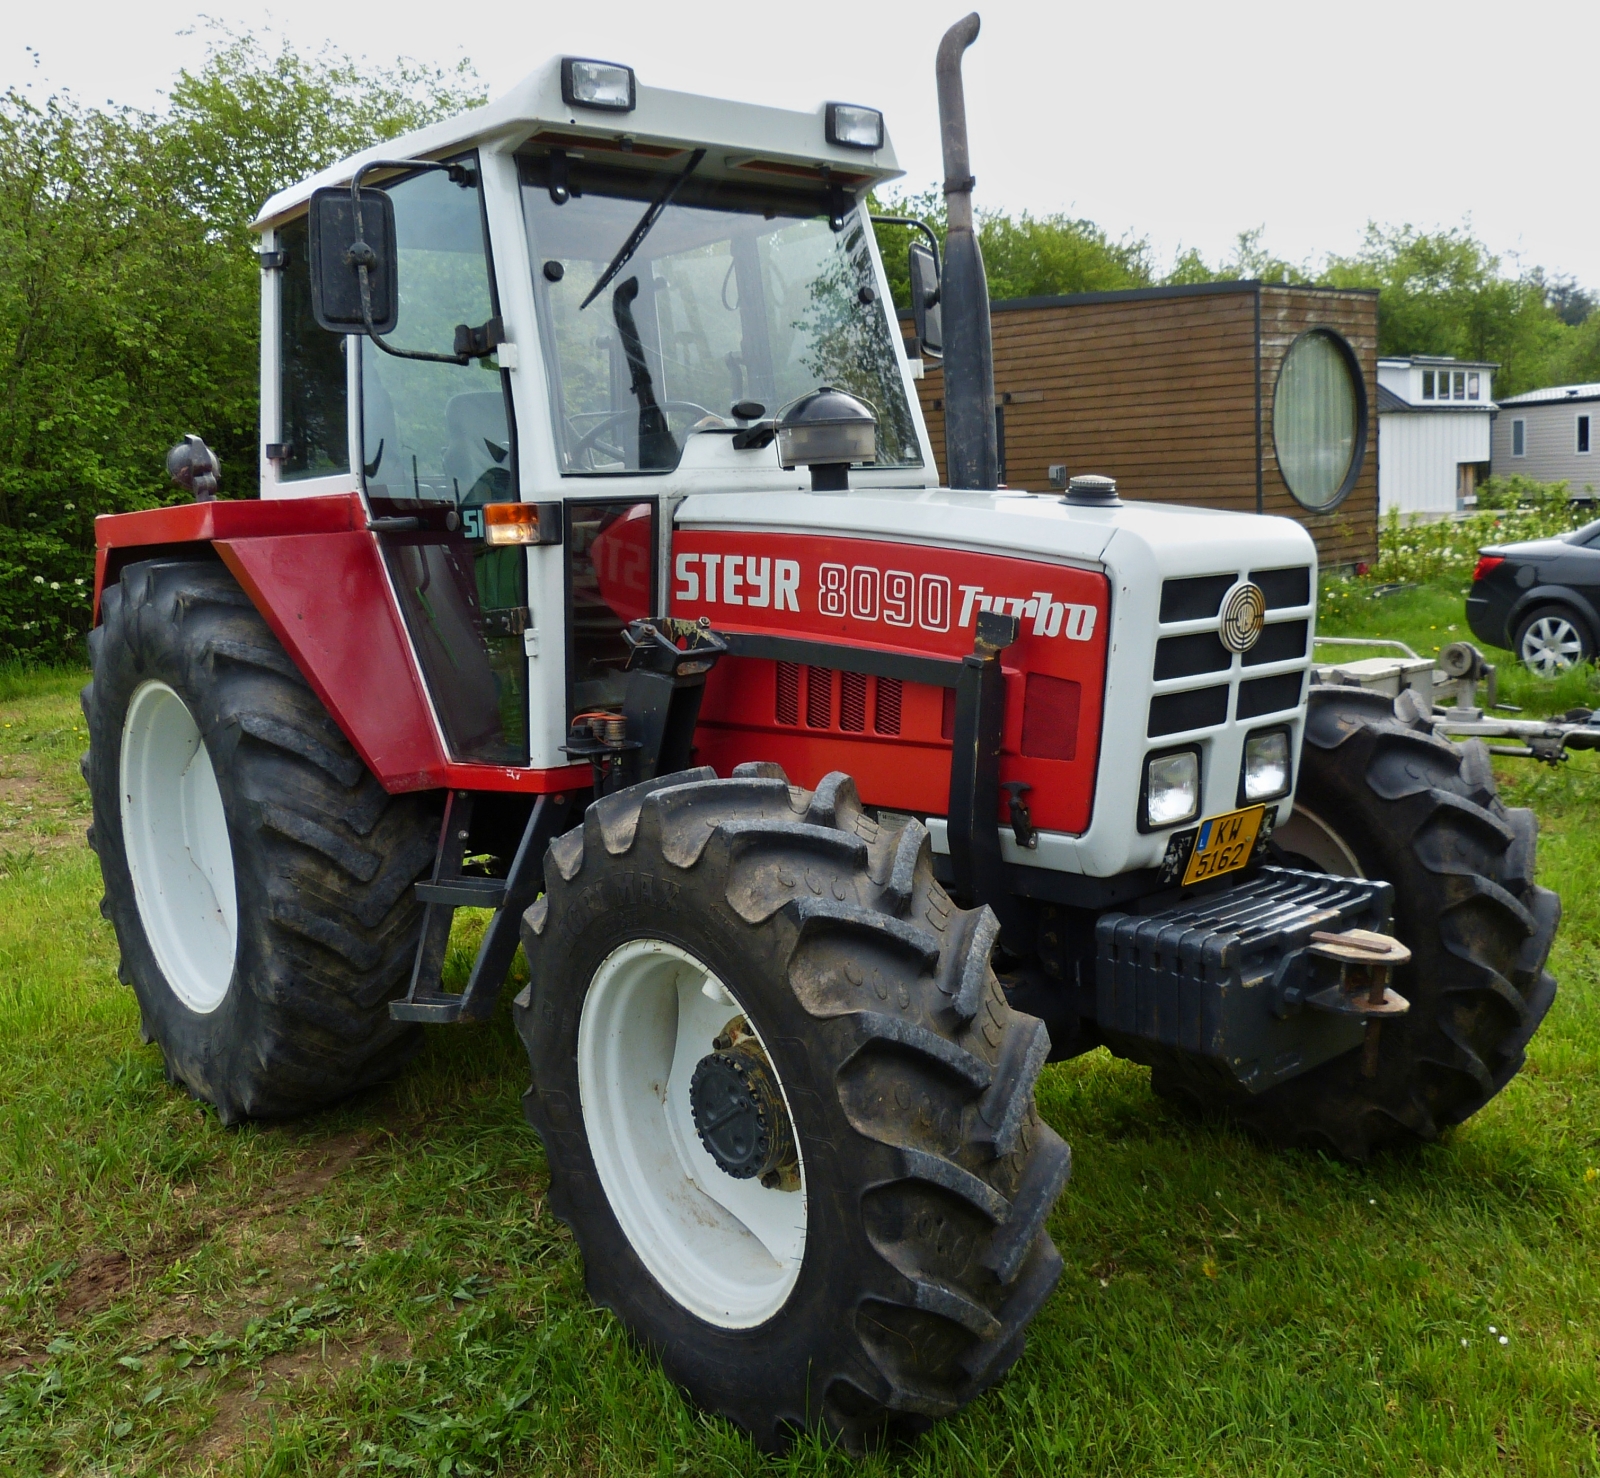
[
  {"x1": 83, "y1": 558, "x2": 440, "y2": 1122},
  {"x1": 516, "y1": 764, "x2": 1068, "y2": 1451}
]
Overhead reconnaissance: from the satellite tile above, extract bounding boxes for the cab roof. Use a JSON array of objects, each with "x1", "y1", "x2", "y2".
[{"x1": 253, "y1": 56, "x2": 903, "y2": 230}]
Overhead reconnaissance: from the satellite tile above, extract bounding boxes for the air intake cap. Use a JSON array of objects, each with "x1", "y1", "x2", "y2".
[
  {"x1": 776, "y1": 386, "x2": 878, "y2": 492},
  {"x1": 1064, "y1": 473, "x2": 1120, "y2": 507}
]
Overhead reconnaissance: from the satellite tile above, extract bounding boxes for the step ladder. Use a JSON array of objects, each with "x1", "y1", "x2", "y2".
[{"x1": 390, "y1": 788, "x2": 572, "y2": 1024}]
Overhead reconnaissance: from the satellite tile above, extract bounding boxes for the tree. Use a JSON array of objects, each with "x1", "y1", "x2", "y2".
[
  {"x1": 1322, "y1": 225, "x2": 1565, "y2": 395},
  {"x1": 0, "y1": 31, "x2": 481, "y2": 662},
  {"x1": 870, "y1": 187, "x2": 1152, "y2": 314}
]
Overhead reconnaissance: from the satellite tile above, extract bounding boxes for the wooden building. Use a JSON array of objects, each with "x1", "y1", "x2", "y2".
[{"x1": 905, "y1": 280, "x2": 1379, "y2": 570}]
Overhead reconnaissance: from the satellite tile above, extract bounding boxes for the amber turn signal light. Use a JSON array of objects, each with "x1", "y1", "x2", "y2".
[{"x1": 484, "y1": 501, "x2": 562, "y2": 547}]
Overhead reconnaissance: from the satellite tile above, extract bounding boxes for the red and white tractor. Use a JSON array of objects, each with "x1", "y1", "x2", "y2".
[{"x1": 83, "y1": 18, "x2": 1559, "y2": 1449}]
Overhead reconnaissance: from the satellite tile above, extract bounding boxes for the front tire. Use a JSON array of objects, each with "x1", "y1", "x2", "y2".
[
  {"x1": 85, "y1": 558, "x2": 442, "y2": 1123},
  {"x1": 516, "y1": 765, "x2": 1070, "y2": 1449},
  {"x1": 1154, "y1": 686, "x2": 1559, "y2": 1159}
]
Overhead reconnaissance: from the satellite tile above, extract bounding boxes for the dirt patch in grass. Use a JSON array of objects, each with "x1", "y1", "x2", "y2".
[
  {"x1": 181, "y1": 1330, "x2": 411, "y2": 1473},
  {"x1": 254, "y1": 1131, "x2": 378, "y2": 1217},
  {"x1": 0, "y1": 1345, "x2": 33, "y2": 1376},
  {"x1": 58, "y1": 1249, "x2": 131, "y2": 1316},
  {"x1": 0, "y1": 757, "x2": 87, "y2": 849}
]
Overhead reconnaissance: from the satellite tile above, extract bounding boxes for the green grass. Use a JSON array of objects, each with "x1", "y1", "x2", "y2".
[{"x1": 1, "y1": 592, "x2": 1597, "y2": 1476}]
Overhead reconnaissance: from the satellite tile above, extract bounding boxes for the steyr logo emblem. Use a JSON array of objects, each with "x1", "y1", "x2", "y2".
[{"x1": 1219, "y1": 581, "x2": 1267, "y2": 653}]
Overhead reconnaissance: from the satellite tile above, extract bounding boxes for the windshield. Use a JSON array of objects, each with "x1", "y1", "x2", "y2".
[{"x1": 520, "y1": 155, "x2": 921, "y2": 476}]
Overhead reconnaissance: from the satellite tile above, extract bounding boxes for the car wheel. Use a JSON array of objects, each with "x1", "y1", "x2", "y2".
[{"x1": 1515, "y1": 605, "x2": 1592, "y2": 677}]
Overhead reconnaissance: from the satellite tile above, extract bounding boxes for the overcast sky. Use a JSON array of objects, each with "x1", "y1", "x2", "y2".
[{"x1": 7, "y1": 0, "x2": 1596, "y2": 289}]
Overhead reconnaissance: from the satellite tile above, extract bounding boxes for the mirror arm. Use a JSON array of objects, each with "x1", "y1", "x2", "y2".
[
  {"x1": 347, "y1": 158, "x2": 480, "y2": 367},
  {"x1": 870, "y1": 215, "x2": 943, "y2": 284}
]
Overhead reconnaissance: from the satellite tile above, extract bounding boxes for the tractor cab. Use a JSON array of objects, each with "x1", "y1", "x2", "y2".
[{"x1": 254, "y1": 58, "x2": 931, "y2": 776}]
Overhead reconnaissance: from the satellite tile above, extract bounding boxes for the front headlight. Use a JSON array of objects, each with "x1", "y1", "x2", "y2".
[
  {"x1": 1143, "y1": 749, "x2": 1200, "y2": 829},
  {"x1": 1241, "y1": 729, "x2": 1292, "y2": 802}
]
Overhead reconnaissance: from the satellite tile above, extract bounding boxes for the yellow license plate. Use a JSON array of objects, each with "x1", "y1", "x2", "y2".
[{"x1": 1181, "y1": 805, "x2": 1266, "y2": 886}]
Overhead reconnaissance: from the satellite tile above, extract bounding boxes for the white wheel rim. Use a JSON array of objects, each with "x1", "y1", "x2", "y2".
[
  {"x1": 1521, "y1": 616, "x2": 1583, "y2": 677},
  {"x1": 1274, "y1": 803, "x2": 1365, "y2": 877},
  {"x1": 576, "y1": 938, "x2": 807, "y2": 1328},
  {"x1": 119, "y1": 681, "x2": 238, "y2": 1013}
]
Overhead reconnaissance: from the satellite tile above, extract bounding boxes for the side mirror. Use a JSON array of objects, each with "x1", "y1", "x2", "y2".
[
  {"x1": 308, "y1": 186, "x2": 398, "y2": 334},
  {"x1": 908, "y1": 241, "x2": 942, "y2": 361}
]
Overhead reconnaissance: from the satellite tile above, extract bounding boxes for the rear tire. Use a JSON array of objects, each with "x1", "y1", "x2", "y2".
[
  {"x1": 517, "y1": 764, "x2": 1069, "y2": 1450},
  {"x1": 85, "y1": 558, "x2": 442, "y2": 1123},
  {"x1": 1152, "y1": 686, "x2": 1559, "y2": 1159},
  {"x1": 1515, "y1": 604, "x2": 1592, "y2": 676}
]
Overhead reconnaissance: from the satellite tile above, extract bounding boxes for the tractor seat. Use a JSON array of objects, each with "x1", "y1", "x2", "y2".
[{"x1": 444, "y1": 391, "x2": 512, "y2": 505}]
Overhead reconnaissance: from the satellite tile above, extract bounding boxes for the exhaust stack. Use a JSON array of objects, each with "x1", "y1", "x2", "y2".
[{"x1": 936, "y1": 13, "x2": 998, "y2": 491}]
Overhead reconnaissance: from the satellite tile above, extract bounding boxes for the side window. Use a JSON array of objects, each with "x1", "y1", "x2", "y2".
[
  {"x1": 1512, "y1": 419, "x2": 1525, "y2": 457},
  {"x1": 362, "y1": 163, "x2": 511, "y2": 511},
  {"x1": 1579, "y1": 414, "x2": 1592, "y2": 455},
  {"x1": 279, "y1": 217, "x2": 350, "y2": 479}
]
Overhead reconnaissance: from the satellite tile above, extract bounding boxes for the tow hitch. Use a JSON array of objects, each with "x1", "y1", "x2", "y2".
[{"x1": 1299, "y1": 928, "x2": 1411, "y2": 1077}]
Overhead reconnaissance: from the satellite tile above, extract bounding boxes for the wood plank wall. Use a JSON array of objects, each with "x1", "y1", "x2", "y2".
[{"x1": 903, "y1": 281, "x2": 1379, "y2": 570}]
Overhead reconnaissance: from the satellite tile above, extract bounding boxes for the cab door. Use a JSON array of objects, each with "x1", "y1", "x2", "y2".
[{"x1": 356, "y1": 157, "x2": 530, "y2": 765}]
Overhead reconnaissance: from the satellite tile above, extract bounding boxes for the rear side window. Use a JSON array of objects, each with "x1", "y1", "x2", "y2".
[{"x1": 278, "y1": 217, "x2": 350, "y2": 480}]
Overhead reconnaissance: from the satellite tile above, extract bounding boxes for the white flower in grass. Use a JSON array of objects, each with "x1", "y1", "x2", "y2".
[{"x1": 32, "y1": 575, "x2": 43, "y2": 584}]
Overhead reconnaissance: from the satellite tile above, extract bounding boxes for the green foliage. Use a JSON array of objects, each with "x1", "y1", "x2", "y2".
[
  {"x1": 0, "y1": 28, "x2": 482, "y2": 663},
  {"x1": 1476, "y1": 473, "x2": 1574, "y2": 511},
  {"x1": 870, "y1": 186, "x2": 1153, "y2": 312},
  {"x1": 1322, "y1": 225, "x2": 1566, "y2": 394},
  {"x1": 1371, "y1": 503, "x2": 1591, "y2": 585}
]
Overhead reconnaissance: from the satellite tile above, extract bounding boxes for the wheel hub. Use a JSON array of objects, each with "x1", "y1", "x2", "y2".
[
  {"x1": 575, "y1": 940, "x2": 807, "y2": 1328},
  {"x1": 690, "y1": 1022, "x2": 798, "y2": 1190}
]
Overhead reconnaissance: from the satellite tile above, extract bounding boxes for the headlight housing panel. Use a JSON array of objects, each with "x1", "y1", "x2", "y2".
[
  {"x1": 1239, "y1": 727, "x2": 1293, "y2": 805},
  {"x1": 1139, "y1": 746, "x2": 1201, "y2": 832}
]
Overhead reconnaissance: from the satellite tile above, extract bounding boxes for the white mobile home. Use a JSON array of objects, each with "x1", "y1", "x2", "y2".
[
  {"x1": 1492, "y1": 383, "x2": 1600, "y2": 496},
  {"x1": 1376, "y1": 355, "x2": 1496, "y2": 515}
]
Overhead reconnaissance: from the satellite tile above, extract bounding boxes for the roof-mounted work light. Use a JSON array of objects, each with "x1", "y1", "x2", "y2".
[
  {"x1": 825, "y1": 102, "x2": 884, "y2": 150},
  {"x1": 561, "y1": 58, "x2": 636, "y2": 112}
]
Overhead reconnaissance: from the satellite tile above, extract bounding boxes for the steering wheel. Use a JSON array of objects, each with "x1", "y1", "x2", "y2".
[{"x1": 567, "y1": 401, "x2": 716, "y2": 468}]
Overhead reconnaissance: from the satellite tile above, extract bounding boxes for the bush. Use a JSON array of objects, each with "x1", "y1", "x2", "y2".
[
  {"x1": 1477, "y1": 474, "x2": 1574, "y2": 511},
  {"x1": 1372, "y1": 502, "x2": 1591, "y2": 585}
]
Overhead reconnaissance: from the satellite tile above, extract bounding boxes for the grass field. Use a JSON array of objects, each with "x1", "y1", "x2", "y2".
[{"x1": 1, "y1": 585, "x2": 1597, "y2": 1477}]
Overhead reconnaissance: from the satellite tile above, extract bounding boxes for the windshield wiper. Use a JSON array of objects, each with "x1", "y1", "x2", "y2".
[{"x1": 579, "y1": 148, "x2": 706, "y2": 310}]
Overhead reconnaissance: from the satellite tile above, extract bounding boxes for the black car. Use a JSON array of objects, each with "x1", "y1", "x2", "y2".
[{"x1": 1467, "y1": 518, "x2": 1600, "y2": 674}]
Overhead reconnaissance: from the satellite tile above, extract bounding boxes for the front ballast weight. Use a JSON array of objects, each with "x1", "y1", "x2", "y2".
[{"x1": 1096, "y1": 869, "x2": 1409, "y2": 1095}]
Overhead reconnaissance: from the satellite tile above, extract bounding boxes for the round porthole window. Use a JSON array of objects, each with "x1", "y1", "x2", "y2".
[{"x1": 1272, "y1": 329, "x2": 1366, "y2": 511}]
